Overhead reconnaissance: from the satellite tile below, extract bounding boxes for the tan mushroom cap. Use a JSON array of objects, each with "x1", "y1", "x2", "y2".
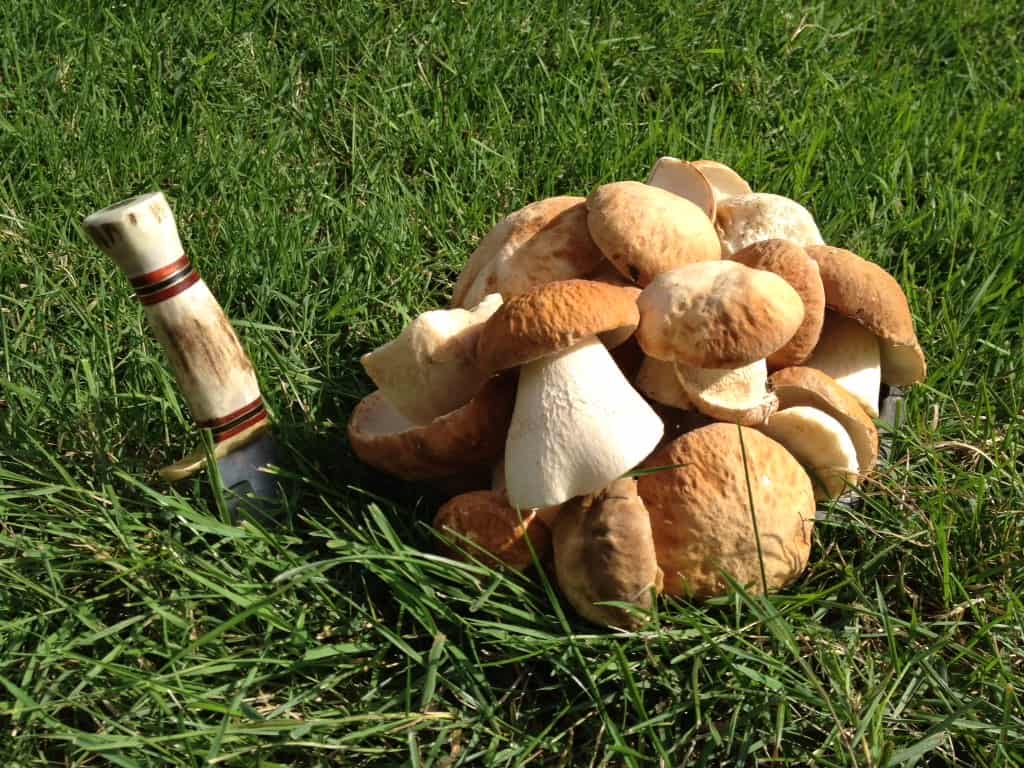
[
  {"x1": 675, "y1": 359, "x2": 778, "y2": 426},
  {"x1": 347, "y1": 375, "x2": 515, "y2": 481},
  {"x1": 451, "y1": 197, "x2": 605, "y2": 309},
  {"x1": 804, "y1": 245, "x2": 926, "y2": 385},
  {"x1": 637, "y1": 423, "x2": 815, "y2": 599},
  {"x1": 730, "y1": 239, "x2": 826, "y2": 369},
  {"x1": 636, "y1": 260, "x2": 805, "y2": 369},
  {"x1": 586, "y1": 181, "x2": 721, "y2": 286},
  {"x1": 691, "y1": 160, "x2": 753, "y2": 201},
  {"x1": 769, "y1": 366, "x2": 879, "y2": 473},
  {"x1": 475, "y1": 279, "x2": 640, "y2": 374},
  {"x1": 434, "y1": 490, "x2": 552, "y2": 570},
  {"x1": 646, "y1": 157, "x2": 716, "y2": 220},
  {"x1": 716, "y1": 193, "x2": 824, "y2": 258},
  {"x1": 552, "y1": 477, "x2": 663, "y2": 629}
]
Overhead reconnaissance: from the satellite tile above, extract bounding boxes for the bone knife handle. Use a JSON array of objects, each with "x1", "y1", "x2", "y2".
[{"x1": 83, "y1": 192, "x2": 269, "y2": 446}]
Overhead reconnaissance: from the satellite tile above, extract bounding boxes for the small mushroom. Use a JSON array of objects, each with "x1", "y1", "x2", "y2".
[
  {"x1": 476, "y1": 280, "x2": 664, "y2": 509},
  {"x1": 638, "y1": 423, "x2": 816, "y2": 599},
  {"x1": 803, "y1": 312, "x2": 882, "y2": 418},
  {"x1": 759, "y1": 406, "x2": 860, "y2": 501},
  {"x1": 716, "y1": 193, "x2": 824, "y2": 258},
  {"x1": 645, "y1": 157, "x2": 716, "y2": 220},
  {"x1": 346, "y1": 375, "x2": 515, "y2": 482},
  {"x1": 636, "y1": 261, "x2": 805, "y2": 369},
  {"x1": 729, "y1": 239, "x2": 826, "y2": 369},
  {"x1": 552, "y1": 477, "x2": 663, "y2": 629},
  {"x1": 434, "y1": 490, "x2": 552, "y2": 570},
  {"x1": 360, "y1": 293, "x2": 503, "y2": 424},
  {"x1": 451, "y1": 197, "x2": 605, "y2": 309},
  {"x1": 804, "y1": 245, "x2": 926, "y2": 387},
  {"x1": 674, "y1": 359, "x2": 778, "y2": 426},
  {"x1": 769, "y1": 366, "x2": 879, "y2": 473},
  {"x1": 586, "y1": 181, "x2": 721, "y2": 286},
  {"x1": 691, "y1": 159, "x2": 753, "y2": 201}
]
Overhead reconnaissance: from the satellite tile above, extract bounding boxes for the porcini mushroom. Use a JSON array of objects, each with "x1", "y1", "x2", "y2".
[
  {"x1": 716, "y1": 193, "x2": 824, "y2": 258},
  {"x1": 645, "y1": 157, "x2": 716, "y2": 220},
  {"x1": 804, "y1": 245, "x2": 926, "y2": 387},
  {"x1": 729, "y1": 239, "x2": 826, "y2": 369},
  {"x1": 360, "y1": 293, "x2": 503, "y2": 424},
  {"x1": 451, "y1": 197, "x2": 605, "y2": 309},
  {"x1": 634, "y1": 356, "x2": 693, "y2": 410},
  {"x1": 586, "y1": 181, "x2": 720, "y2": 286},
  {"x1": 674, "y1": 359, "x2": 778, "y2": 426},
  {"x1": 636, "y1": 261, "x2": 805, "y2": 369},
  {"x1": 803, "y1": 312, "x2": 882, "y2": 418},
  {"x1": 690, "y1": 159, "x2": 753, "y2": 201},
  {"x1": 759, "y1": 406, "x2": 860, "y2": 500},
  {"x1": 434, "y1": 490, "x2": 552, "y2": 570},
  {"x1": 476, "y1": 280, "x2": 664, "y2": 509},
  {"x1": 552, "y1": 477, "x2": 663, "y2": 628},
  {"x1": 638, "y1": 423, "x2": 816, "y2": 598}
]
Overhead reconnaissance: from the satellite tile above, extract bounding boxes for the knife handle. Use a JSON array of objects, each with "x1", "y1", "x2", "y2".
[{"x1": 83, "y1": 192, "x2": 269, "y2": 448}]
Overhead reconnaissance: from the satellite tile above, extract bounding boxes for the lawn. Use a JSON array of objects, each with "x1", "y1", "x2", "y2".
[{"x1": 1, "y1": 0, "x2": 1022, "y2": 765}]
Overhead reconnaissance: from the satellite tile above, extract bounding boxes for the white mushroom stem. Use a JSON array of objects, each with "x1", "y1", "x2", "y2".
[
  {"x1": 804, "y1": 312, "x2": 881, "y2": 418},
  {"x1": 360, "y1": 293, "x2": 503, "y2": 424},
  {"x1": 504, "y1": 337, "x2": 664, "y2": 510}
]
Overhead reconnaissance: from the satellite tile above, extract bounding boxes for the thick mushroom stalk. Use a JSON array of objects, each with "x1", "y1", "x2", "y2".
[
  {"x1": 504, "y1": 337, "x2": 664, "y2": 509},
  {"x1": 552, "y1": 477, "x2": 663, "y2": 629}
]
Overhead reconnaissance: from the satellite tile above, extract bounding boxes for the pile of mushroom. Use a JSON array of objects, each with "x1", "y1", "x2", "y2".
[{"x1": 347, "y1": 158, "x2": 927, "y2": 629}]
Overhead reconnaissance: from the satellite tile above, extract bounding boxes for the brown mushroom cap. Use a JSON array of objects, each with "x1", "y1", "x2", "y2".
[
  {"x1": 434, "y1": 490, "x2": 552, "y2": 570},
  {"x1": 347, "y1": 375, "x2": 515, "y2": 481},
  {"x1": 804, "y1": 245, "x2": 926, "y2": 385},
  {"x1": 768, "y1": 366, "x2": 880, "y2": 473},
  {"x1": 451, "y1": 197, "x2": 604, "y2": 309},
  {"x1": 475, "y1": 279, "x2": 640, "y2": 374},
  {"x1": 637, "y1": 423, "x2": 815, "y2": 599},
  {"x1": 636, "y1": 260, "x2": 805, "y2": 368},
  {"x1": 586, "y1": 181, "x2": 721, "y2": 286},
  {"x1": 730, "y1": 239, "x2": 826, "y2": 369},
  {"x1": 552, "y1": 477, "x2": 663, "y2": 628}
]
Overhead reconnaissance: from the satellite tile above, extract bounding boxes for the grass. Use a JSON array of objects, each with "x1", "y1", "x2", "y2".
[{"x1": 1, "y1": 0, "x2": 1022, "y2": 764}]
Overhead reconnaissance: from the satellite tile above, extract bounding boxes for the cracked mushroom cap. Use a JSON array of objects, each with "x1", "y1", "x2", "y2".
[
  {"x1": 730, "y1": 239, "x2": 826, "y2": 369},
  {"x1": 552, "y1": 477, "x2": 663, "y2": 629},
  {"x1": 586, "y1": 181, "x2": 721, "y2": 286},
  {"x1": 674, "y1": 359, "x2": 778, "y2": 426},
  {"x1": 347, "y1": 375, "x2": 515, "y2": 481},
  {"x1": 716, "y1": 193, "x2": 824, "y2": 258},
  {"x1": 769, "y1": 366, "x2": 879, "y2": 473},
  {"x1": 434, "y1": 490, "x2": 552, "y2": 570},
  {"x1": 451, "y1": 197, "x2": 605, "y2": 309},
  {"x1": 646, "y1": 157, "x2": 716, "y2": 220},
  {"x1": 636, "y1": 260, "x2": 805, "y2": 368},
  {"x1": 691, "y1": 160, "x2": 753, "y2": 201},
  {"x1": 637, "y1": 423, "x2": 816, "y2": 599},
  {"x1": 475, "y1": 279, "x2": 641, "y2": 375},
  {"x1": 804, "y1": 245, "x2": 926, "y2": 386}
]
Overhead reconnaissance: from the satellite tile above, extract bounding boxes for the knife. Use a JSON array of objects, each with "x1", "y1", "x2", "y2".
[{"x1": 83, "y1": 191, "x2": 284, "y2": 519}]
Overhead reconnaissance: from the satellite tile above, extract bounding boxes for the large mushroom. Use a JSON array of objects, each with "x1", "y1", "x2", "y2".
[
  {"x1": 638, "y1": 423, "x2": 816, "y2": 598},
  {"x1": 552, "y1": 477, "x2": 663, "y2": 629},
  {"x1": 451, "y1": 197, "x2": 605, "y2": 309},
  {"x1": 586, "y1": 181, "x2": 721, "y2": 286},
  {"x1": 476, "y1": 280, "x2": 664, "y2": 509}
]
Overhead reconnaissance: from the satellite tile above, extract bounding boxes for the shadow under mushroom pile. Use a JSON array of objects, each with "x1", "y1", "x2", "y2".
[{"x1": 347, "y1": 158, "x2": 927, "y2": 629}]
